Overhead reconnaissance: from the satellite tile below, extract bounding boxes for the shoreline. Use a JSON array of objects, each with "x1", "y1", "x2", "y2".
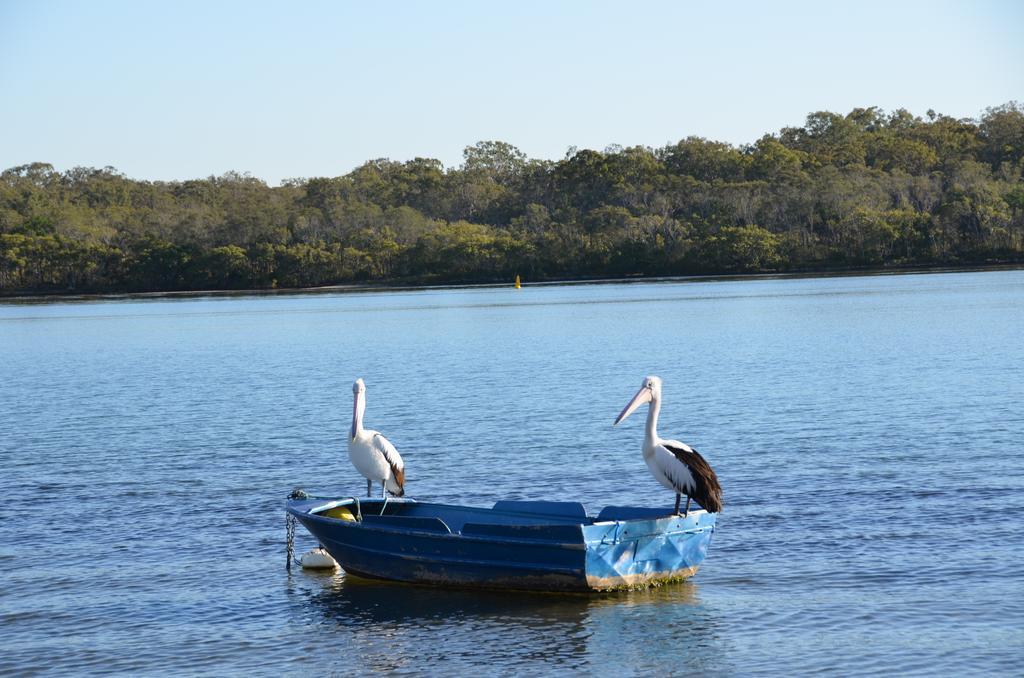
[{"x1": 2, "y1": 262, "x2": 1022, "y2": 304}]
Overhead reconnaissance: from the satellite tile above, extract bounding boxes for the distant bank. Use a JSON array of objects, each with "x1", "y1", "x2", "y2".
[{"x1": 3, "y1": 263, "x2": 1022, "y2": 304}]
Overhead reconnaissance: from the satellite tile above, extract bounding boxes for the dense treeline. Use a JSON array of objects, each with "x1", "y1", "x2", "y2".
[{"x1": 3, "y1": 103, "x2": 1023, "y2": 294}]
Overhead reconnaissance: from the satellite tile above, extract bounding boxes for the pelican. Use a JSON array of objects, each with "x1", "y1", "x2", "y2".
[
  {"x1": 614, "y1": 376, "x2": 722, "y2": 516},
  {"x1": 348, "y1": 378, "x2": 405, "y2": 499}
]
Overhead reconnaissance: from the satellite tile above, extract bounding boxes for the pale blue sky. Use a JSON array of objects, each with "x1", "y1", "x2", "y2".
[{"x1": 1, "y1": 0, "x2": 1021, "y2": 184}]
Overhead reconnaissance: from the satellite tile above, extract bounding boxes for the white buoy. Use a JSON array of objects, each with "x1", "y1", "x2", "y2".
[{"x1": 300, "y1": 547, "x2": 338, "y2": 570}]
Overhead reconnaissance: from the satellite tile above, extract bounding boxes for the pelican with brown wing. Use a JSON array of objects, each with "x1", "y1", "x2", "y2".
[
  {"x1": 348, "y1": 378, "x2": 405, "y2": 498},
  {"x1": 614, "y1": 376, "x2": 722, "y2": 516}
]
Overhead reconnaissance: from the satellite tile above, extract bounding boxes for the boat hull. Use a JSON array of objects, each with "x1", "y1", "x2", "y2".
[{"x1": 286, "y1": 497, "x2": 715, "y2": 592}]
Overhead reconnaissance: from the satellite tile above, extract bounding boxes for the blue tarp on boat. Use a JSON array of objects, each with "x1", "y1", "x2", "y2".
[{"x1": 286, "y1": 496, "x2": 716, "y2": 591}]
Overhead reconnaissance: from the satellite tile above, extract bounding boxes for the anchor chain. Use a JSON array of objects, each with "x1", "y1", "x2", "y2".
[
  {"x1": 285, "y1": 487, "x2": 307, "y2": 572},
  {"x1": 286, "y1": 513, "x2": 296, "y2": 572}
]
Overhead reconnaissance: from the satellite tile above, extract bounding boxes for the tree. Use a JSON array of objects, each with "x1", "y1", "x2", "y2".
[
  {"x1": 462, "y1": 141, "x2": 527, "y2": 185},
  {"x1": 979, "y1": 102, "x2": 1024, "y2": 170},
  {"x1": 780, "y1": 111, "x2": 867, "y2": 166},
  {"x1": 660, "y1": 137, "x2": 747, "y2": 182},
  {"x1": 704, "y1": 225, "x2": 781, "y2": 272}
]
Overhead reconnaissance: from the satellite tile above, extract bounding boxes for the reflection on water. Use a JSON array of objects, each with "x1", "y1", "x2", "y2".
[{"x1": 293, "y1": 572, "x2": 723, "y2": 674}]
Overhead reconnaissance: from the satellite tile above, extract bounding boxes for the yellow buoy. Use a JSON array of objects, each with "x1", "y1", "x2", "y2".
[
  {"x1": 323, "y1": 506, "x2": 356, "y2": 521},
  {"x1": 514, "y1": 274, "x2": 521, "y2": 289}
]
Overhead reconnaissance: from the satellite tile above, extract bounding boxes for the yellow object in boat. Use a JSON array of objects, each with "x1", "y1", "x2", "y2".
[
  {"x1": 323, "y1": 506, "x2": 356, "y2": 521},
  {"x1": 514, "y1": 274, "x2": 521, "y2": 289}
]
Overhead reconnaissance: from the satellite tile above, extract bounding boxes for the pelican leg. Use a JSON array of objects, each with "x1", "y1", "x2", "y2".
[
  {"x1": 366, "y1": 478, "x2": 372, "y2": 497},
  {"x1": 381, "y1": 482, "x2": 387, "y2": 499},
  {"x1": 674, "y1": 493, "x2": 681, "y2": 515},
  {"x1": 684, "y1": 496, "x2": 691, "y2": 517}
]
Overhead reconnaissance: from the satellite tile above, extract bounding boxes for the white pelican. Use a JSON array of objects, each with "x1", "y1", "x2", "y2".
[
  {"x1": 348, "y1": 378, "x2": 405, "y2": 498},
  {"x1": 614, "y1": 376, "x2": 722, "y2": 516}
]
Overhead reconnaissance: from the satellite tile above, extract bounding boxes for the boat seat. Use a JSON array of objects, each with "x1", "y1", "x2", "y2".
[
  {"x1": 491, "y1": 500, "x2": 588, "y2": 521},
  {"x1": 596, "y1": 506, "x2": 678, "y2": 522}
]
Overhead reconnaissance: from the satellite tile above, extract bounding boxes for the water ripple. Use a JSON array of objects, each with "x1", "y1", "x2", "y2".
[{"x1": 2, "y1": 270, "x2": 1023, "y2": 674}]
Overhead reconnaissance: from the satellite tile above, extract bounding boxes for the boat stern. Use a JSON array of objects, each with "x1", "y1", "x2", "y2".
[{"x1": 582, "y1": 507, "x2": 716, "y2": 590}]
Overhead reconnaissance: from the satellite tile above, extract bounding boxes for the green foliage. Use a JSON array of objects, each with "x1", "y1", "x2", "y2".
[
  {"x1": 2, "y1": 104, "x2": 1023, "y2": 295},
  {"x1": 705, "y1": 225, "x2": 782, "y2": 272}
]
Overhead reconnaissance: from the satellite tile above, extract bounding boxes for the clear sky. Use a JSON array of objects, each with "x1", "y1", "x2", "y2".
[{"x1": 1, "y1": 0, "x2": 1021, "y2": 185}]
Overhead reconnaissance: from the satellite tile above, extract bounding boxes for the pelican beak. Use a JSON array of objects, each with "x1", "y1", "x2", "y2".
[{"x1": 614, "y1": 386, "x2": 652, "y2": 425}]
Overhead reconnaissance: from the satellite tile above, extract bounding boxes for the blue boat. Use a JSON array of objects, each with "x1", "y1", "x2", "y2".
[{"x1": 285, "y1": 495, "x2": 717, "y2": 591}]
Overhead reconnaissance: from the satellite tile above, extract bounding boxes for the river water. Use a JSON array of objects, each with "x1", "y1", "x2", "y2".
[{"x1": 2, "y1": 270, "x2": 1022, "y2": 675}]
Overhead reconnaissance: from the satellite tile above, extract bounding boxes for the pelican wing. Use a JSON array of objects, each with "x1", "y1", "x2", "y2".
[
  {"x1": 661, "y1": 442, "x2": 723, "y2": 513},
  {"x1": 372, "y1": 433, "x2": 405, "y2": 496}
]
